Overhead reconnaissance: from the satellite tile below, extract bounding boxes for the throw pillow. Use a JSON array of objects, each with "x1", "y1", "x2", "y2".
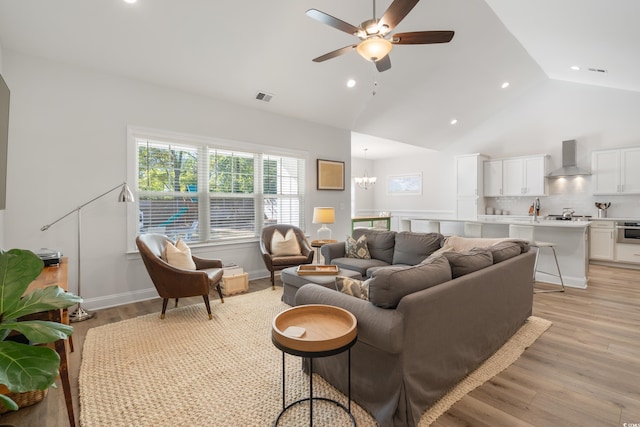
[
  {"x1": 335, "y1": 276, "x2": 370, "y2": 301},
  {"x1": 164, "y1": 238, "x2": 197, "y2": 270},
  {"x1": 367, "y1": 255, "x2": 452, "y2": 309},
  {"x1": 441, "y1": 235, "x2": 514, "y2": 252},
  {"x1": 442, "y1": 248, "x2": 493, "y2": 278},
  {"x1": 271, "y1": 228, "x2": 302, "y2": 257},
  {"x1": 392, "y1": 232, "x2": 444, "y2": 265},
  {"x1": 345, "y1": 235, "x2": 371, "y2": 259},
  {"x1": 353, "y1": 229, "x2": 396, "y2": 264},
  {"x1": 489, "y1": 241, "x2": 528, "y2": 263}
]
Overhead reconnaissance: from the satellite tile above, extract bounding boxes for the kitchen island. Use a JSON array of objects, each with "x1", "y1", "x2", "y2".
[{"x1": 404, "y1": 216, "x2": 590, "y2": 289}]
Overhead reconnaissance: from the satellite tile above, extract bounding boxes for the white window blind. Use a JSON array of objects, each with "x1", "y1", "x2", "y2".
[{"x1": 135, "y1": 136, "x2": 305, "y2": 244}]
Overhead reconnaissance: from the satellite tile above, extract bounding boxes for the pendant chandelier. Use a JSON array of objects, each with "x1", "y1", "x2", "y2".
[{"x1": 354, "y1": 148, "x2": 377, "y2": 190}]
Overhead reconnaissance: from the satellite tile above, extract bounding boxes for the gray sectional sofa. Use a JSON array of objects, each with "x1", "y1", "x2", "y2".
[
  {"x1": 296, "y1": 230, "x2": 535, "y2": 427},
  {"x1": 321, "y1": 229, "x2": 444, "y2": 278}
]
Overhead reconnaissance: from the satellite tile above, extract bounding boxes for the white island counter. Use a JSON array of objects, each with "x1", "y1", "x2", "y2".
[{"x1": 404, "y1": 216, "x2": 590, "y2": 289}]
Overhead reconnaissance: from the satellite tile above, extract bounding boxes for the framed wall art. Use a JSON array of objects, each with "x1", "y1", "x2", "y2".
[
  {"x1": 387, "y1": 173, "x2": 422, "y2": 196},
  {"x1": 317, "y1": 159, "x2": 345, "y2": 191}
]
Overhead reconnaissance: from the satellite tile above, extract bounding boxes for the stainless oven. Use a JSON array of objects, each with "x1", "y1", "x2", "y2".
[{"x1": 616, "y1": 221, "x2": 640, "y2": 244}]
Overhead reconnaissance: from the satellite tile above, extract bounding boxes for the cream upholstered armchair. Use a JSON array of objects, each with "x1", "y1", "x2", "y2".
[
  {"x1": 260, "y1": 225, "x2": 314, "y2": 289},
  {"x1": 136, "y1": 234, "x2": 224, "y2": 319}
]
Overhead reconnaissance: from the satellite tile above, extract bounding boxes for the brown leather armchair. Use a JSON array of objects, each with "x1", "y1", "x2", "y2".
[
  {"x1": 136, "y1": 234, "x2": 224, "y2": 320},
  {"x1": 260, "y1": 224, "x2": 314, "y2": 289}
]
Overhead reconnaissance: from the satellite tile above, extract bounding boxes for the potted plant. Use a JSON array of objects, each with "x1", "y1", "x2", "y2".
[{"x1": 0, "y1": 249, "x2": 81, "y2": 411}]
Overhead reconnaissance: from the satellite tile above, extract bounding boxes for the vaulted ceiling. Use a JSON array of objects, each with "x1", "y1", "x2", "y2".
[{"x1": 0, "y1": 0, "x2": 638, "y2": 156}]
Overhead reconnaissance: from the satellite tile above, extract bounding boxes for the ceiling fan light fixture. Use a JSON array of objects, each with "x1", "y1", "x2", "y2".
[{"x1": 357, "y1": 37, "x2": 393, "y2": 62}]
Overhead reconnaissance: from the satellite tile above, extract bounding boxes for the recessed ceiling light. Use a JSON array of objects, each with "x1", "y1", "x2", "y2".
[
  {"x1": 501, "y1": 82, "x2": 510, "y2": 89},
  {"x1": 571, "y1": 65, "x2": 581, "y2": 71},
  {"x1": 450, "y1": 119, "x2": 458, "y2": 125},
  {"x1": 123, "y1": 0, "x2": 137, "y2": 4},
  {"x1": 346, "y1": 79, "x2": 356, "y2": 88}
]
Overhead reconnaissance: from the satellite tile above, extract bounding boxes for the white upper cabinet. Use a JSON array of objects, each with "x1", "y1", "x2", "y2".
[
  {"x1": 456, "y1": 154, "x2": 484, "y2": 197},
  {"x1": 456, "y1": 154, "x2": 487, "y2": 220},
  {"x1": 484, "y1": 155, "x2": 547, "y2": 197},
  {"x1": 483, "y1": 160, "x2": 503, "y2": 197},
  {"x1": 593, "y1": 147, "x2": 640, "y2": 195}
]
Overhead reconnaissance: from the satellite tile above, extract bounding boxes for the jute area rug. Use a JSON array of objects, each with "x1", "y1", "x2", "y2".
[{"x1": 79, "y1": 288, "x2": 551, "y2": 427}]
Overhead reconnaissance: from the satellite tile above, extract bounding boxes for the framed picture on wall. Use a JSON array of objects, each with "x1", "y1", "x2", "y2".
[
  {"x1": 317, "y1": 159, "x2": 345, "y2": 191},
  {"x1": 387, "y1": 173, "x2": 422, "y2": 196}
]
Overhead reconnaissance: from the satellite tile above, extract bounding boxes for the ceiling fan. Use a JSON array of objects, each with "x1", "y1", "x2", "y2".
[{"x1": 306, "y1": 0, "x2": 454, "y2": 72}]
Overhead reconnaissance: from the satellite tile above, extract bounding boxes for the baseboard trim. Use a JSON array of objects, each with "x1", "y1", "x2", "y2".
[{"x1": 83, "y1": 269, "x2": 270, "y2": 310}]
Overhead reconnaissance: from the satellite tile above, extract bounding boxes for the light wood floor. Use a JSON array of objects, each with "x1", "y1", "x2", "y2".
[{"x1": 2, "y1": 265, "x2": 639, "y2": 427}]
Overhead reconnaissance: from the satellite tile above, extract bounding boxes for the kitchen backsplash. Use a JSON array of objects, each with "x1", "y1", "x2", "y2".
[{"x1": 486, "y1": 177, "x2": 640, "y2": 218}]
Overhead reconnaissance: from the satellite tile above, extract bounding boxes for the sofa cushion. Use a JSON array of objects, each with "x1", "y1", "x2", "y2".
[
  {"x1": 345, "y1": 234, "x2": 371, "y2": 259},
  {"x1": 367, "y1": 255, "x2": 452, "y2": 309},
  {"x1": 441, "y1": 248, "x2": 493, "y2": 278},
  {"x1": 331, "y1": 257, "x2": 390, "y2": 277},
  {"x1": 489, "y1": 241, "x2": 529, "y2": 263},
  {"x1": 270, "y1": 228, "x2": 301, "y2": 256},
  {"x1": 353, "y1": 229, "x2": 396, "y2": 264},
  {"x1": 392, "y1": 232, "x2": 443, "y2": 265},
  {"x1": 335, "y1": 276, "x2": 370, "y2": 301}
]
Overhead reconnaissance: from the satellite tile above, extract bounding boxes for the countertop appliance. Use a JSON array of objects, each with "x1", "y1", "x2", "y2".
[{"x1": 616, "y1": 221, "x2": 640, "y2": 244}]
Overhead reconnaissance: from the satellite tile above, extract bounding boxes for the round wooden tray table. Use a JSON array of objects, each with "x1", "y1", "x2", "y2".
[{"x1": 271, "y1": 304, "x2": 358, "y2": 426}]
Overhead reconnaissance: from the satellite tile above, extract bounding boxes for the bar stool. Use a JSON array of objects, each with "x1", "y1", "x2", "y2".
[{"x1": 508, "y1": 224, "x2": 565, "y2": 293}]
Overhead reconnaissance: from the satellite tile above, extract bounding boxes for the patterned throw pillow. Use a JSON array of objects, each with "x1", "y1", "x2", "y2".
[
  {"x1": 335, "y1": 276, "x2": 370, "y2": 301},
  {"x1": 345, "y1": 235, "x2": 371, "y2": 259}
]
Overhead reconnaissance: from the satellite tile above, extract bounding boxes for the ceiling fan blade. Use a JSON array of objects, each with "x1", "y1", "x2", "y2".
[
  {"x1": 391, "y1": 30, "x2": 455, "y2": 45},
  {"x1": 378, "y1": 0, "x2": 420, "y2": 32},
  {"x1": 306, "y1": 9, "x2": 360, "y2": 36},
  {"x1": 312, "y1": 45, "x2": 357, "y2": 62},
  {"x1": 375, "y1": 55, "x2": 392, "y2": 72}
]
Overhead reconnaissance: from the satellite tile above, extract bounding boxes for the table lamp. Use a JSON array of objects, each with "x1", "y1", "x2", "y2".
[{"x1": 312, "y1": 207, "x2": 335, "y2": 241}]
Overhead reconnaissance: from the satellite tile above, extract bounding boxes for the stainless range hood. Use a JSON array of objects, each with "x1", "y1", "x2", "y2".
[{"x1": 547, "y1": 139, "x2": 591, "y2": 177}]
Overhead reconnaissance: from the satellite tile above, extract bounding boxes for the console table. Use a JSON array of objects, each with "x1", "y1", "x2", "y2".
[
  {"x1": 26, "y1": 257, "x2": 75, "y2": 427},
  {"x1": 351, "y1": 215, "x2": 391, "y2": 232}
]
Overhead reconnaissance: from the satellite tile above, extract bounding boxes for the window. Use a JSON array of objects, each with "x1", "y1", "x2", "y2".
[{"x1": 131, "y1": 128, "x2": 306, "y2": 245}]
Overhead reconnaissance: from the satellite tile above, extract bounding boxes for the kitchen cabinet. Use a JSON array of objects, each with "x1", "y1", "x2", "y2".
[
  {"x1": 455, "y1": 154, "x2": 487, "y2": 220},
  {"x1": 615, "y1": 243, "x2": 640, "y2": 264},
  {"x1": 589, "y1": 221, "x2": 614, "y2": 261},
  {"x1": 483, "y1": 155, "x2": 548, "y2": 197},
  {"x1": 592, "y1": 147, "x2": 640, "y2": 195},
  {"x1": 483, "y1": 160, "x2": 503, "y2": 197}
]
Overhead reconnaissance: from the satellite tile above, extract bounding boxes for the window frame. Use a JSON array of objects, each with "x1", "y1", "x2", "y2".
[{"x1": 126, "y1": 126, "x2": 308, "y2": 252}]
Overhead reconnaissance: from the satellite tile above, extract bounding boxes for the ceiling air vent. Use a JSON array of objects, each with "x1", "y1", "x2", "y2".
[{"x1": 255, "y1": 91, "x2": 274, "y2": 102}]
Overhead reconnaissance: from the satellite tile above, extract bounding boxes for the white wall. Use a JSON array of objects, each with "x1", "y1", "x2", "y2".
[
  {"x1": 363, "y1": 79, "x2": 640, "y2": 220},
  {"x1": 3, "y1": 50, "x2": 352, "y2": 309}
]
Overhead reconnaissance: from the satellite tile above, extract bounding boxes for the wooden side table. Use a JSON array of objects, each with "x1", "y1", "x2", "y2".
[
  {"x1": 25, "y1": 258, "x2": 75, "y2": 427},
  {"x1": 271, "y1": 304, "x2": 357, "y2": 426}
]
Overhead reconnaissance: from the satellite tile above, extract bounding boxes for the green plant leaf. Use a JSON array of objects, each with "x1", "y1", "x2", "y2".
[
  {"x1": 3, "y1": 285, "x2": 82, "y2": 320},
  {"x1": 0, "y1": 392, "x2": 19, "y2": 411},
  {"x1": 0, "y1": 320, "x2": 73, "y2": 344},
  {"x1": 0, "y1": 250, "x2": 44, "y2": 315},
  {"x1": 0, "y1": 341, "x2": 60, "y2": 393}
]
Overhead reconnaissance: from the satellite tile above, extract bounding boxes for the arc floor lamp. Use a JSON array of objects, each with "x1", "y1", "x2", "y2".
[{"x1": 41, "y1": 182, "x2": 135, "y2": 322}]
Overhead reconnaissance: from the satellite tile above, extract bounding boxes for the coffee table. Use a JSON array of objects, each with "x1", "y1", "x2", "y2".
[{"x1": 271, "y1": 304, "x2": 357, "y2": 426}]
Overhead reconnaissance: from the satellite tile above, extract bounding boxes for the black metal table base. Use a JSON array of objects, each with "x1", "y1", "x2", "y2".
[{"x1": 273, "y1": 345, "x2": 356, "y2": 426}]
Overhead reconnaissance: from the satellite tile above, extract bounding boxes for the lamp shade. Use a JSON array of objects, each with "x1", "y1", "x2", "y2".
[
  {"x1": 356, "y1": 37, "x2": 393, "y2": 62},
  {"x1": 312, "y1": 207, "x2": 335, "y2": 224}
]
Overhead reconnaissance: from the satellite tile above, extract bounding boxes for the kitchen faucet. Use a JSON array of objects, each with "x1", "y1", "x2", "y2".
[{"x1": 533, "y1": 198, "x2": 540, "y2": 222}]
